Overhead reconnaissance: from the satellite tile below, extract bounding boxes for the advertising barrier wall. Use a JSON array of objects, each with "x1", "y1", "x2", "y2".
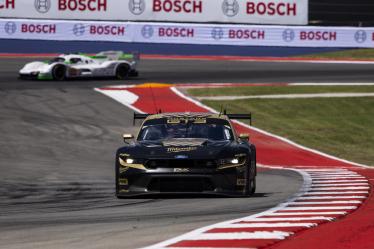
[
  {"x1": 0, "y1": 0, "x2": 308, "y2": 25},
  {"x1": 1, "y1": 19, "x2": 374, "y2": 48}
]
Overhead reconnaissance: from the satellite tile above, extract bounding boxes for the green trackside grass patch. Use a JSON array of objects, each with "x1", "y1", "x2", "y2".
[
  {"x1": 198, "y1": 96, "x2": 374, "y2": 166},
  {"x1": 187, "y1": 85, "x2": 374, "y2": 97}
]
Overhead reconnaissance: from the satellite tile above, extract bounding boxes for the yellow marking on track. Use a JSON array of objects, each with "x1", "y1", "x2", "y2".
[{"x1": 136, "y1": 83, "x2": 173, "y2": 88}]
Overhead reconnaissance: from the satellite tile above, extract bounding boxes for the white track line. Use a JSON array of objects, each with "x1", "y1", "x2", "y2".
[
  {"x1": 310, "y1": 174, "x2": 362, "y2": 177},
  {"x1": 289, "y1": 83, "x2": 374, "y2": 86},
  {"x1": 267, "y1": 212, "x2": 346, "y2": 216},
  {"x1": 304, "y1": 169, "x2": 353, "y2": 172},
  {"x1": 241, "y1": 217, "x2": 333, "y2": 221},
  {"x1": 308, "y1": 173, "x2": 353, "y2": 175},
  {"x1": 219, "y1": 223, "x2": 316, "y2": 228},
  {"x1": 281, "y1": 206, "x2": 357, "y2": 211},
  {"x1": 298, "y1": 196, "x2": 366, "y2": 200},
  {"x1": 311, "y1": 187, "x2": 369, "y2": 191},
  {"x1": 311, "y1": 183, "x2": 369, "y2": 187},
  {"x1": 289, "y1": 201, "x2": 362, "y2": 205},
  {"x1": 303, "y1": 191, "x2": 368, "y2": 195},
  {"x1": 312, "y1": 180, "x2": 368, "y2": 183},
  {"x1": 313, "y1": 175, "x2": 365, "y2": 180},
  {"x1": 190, "y1": 231, "x2": 291, "y2": 240},
  {"x1": 196, "y1": 93, "x2": 374, "y2": 100}
]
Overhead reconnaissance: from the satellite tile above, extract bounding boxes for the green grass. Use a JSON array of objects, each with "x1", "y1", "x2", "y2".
[
  {"x1": 197, "y1": 96, "x2": 374, "y2": 166},
  {"x1": 188, "y1": 85, "x2": 374, "y2": 97},
  {"x1": 303, "y1": 48, "x2": 374, "y2": 60}
]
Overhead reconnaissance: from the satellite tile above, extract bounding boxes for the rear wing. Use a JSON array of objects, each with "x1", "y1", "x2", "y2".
[
  {"x1": 133, "y1": 113, "x2": 151, "y2": 125},
  {"x1": 95, "y1": 51, "x2": 140, "y2": 62},
  {"x1": 223, "y1": 111, "x2": 252, "y2": 125},
  {"x1": 133, "y1": 112, "x2": 252, "y2": 125}
]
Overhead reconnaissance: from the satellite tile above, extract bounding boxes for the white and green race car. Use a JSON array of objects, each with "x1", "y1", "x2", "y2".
[{"x1": 19, "y1": 51, "x2": 139, "y2": 80}]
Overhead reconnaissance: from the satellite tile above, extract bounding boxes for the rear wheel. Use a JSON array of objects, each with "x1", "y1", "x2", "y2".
[
  {"x1": 115, "y1": 64, "x2": 130, "y2": 80},
  {"x1": 51, "y1": 65, "x2": 66, "y2": 81}
]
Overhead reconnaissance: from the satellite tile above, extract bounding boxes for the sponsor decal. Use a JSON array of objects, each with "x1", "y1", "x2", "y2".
[
  {"x1": 228, "y1": 29, "x2": 265, "y2": 39},
  {"x1": 222, "y1": 0, "x2": 239, "y2": 17},
  {"x1": 89, "y1": 25, "x2": 125, "y2": 36},
  {"x1": 211, "y1": 27, "x2": 224, "y2": 40},
  {"x1": 58, "y1": 0, "x2": 107, "y2": 11},
  {"x1": 4, "y1": 21, "x2": 16, "y2": 35},
  {"x1": 282, "y1": 28, "x2": 295, "y2": 42},
  {"x1": 141, "y1": 25, "x2": 154, "y2": 38},
  {"x1": 129, "y1": 0, "x2": 145, "y2": 15},
  {"x1": 237, "y1": 178, "x2": 246, "y2": 186},
  {"x1": 174, "y1": 168, "x2": 190, "y2": 172},
  {"x1": 119, "y1": 178, "x2": 129, "y2": 185},
  {"x1": 21, "y1": 24, "x2": 56, "y2": 34},
  {"x1": 73, "y1": 23, "x2": 85, "y2": 36},
  {"x1": 355, "y1": 30, "x2": 367, "y2": 43},
  {"x1": 158, "y1": 27, "x2": 194, "y2": 38},
  {"x1": 34, "y1": 0, "x2": 51, "y2": 13},
  {"x1": 153, "y1": 0, "x2": 203, "y2": 14},
  {"x1": 246, "y1": 1, "x2": 297, "y2": 16},
  {"x1": 0, "y1": 0, "x2": 15, "y2": 9},
  {"x1": 300, "y1": 31, "x2": 337, "y2": 41},
  {"x1": 167, "y1": 147, "x2": 197, "y2": 153}
]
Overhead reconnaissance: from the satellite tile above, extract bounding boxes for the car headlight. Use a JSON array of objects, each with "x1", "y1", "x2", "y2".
[
  {"x1": 118, "y1": 154, "x2": 146, "y2": 170},
  {"x1": 217, "y1": 155, "x2": 247, "y2": 170}
]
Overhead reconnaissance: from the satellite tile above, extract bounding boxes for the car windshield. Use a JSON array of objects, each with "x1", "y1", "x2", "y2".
[
  {"x1": 138, "y1": 122, "x2": 233, "y2": 141},
  {"x1": 49, "y1": 57, "x2": 65, "y2": 64}
]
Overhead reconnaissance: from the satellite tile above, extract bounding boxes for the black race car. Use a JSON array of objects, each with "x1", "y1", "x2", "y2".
[{"x1": 115, "y1": 112, "x2": 256, "y2": 197}]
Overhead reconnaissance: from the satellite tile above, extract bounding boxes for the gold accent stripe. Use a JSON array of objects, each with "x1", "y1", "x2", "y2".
[
  {"x1": 217, "y1": 162, "x2": 246, "y2": 170},
  {"x1": 119, "y1": 158, "x2": 147, "y2": 170}
]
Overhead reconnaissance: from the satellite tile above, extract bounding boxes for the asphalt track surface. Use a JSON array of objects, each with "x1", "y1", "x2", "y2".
[{"x1": 0, "y1": 57, "x2": 373, "y2": 249}]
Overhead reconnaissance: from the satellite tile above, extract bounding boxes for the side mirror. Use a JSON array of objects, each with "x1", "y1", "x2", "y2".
[
  {"x1": 239, "y1": 133, "x2": 249, "y2": 141},
  {"x1": 123, "y1": 134, "x2": 134, "y2": 143}
]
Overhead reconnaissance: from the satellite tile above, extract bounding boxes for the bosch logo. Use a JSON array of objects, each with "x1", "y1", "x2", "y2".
[
  {"x1": 73, "y1": 23, "x2": 85, "y2": 36},
  {"x1": 355, "y1": 30, "x2": 367, "y2": 43},
  {"x1": 141, "y1": 25, "x2": 154, "y2": 39},
  {"x1": 211, "y1": 27, "x2": 224, "y2": 40},
  {"x1": 282, "y1": 29, "x2": 295, "y2": 42},
  {"x1": 0, "y1": 0, "x2": 15, "y2": 9},
  {"x1": 222, "y1": 0, "x2": 239, "y2": 17},
  {"x1": 34, "y1": 0, "x2": 51, "y2": 13},
  {"x1": 129, "y1": 0, "x2": 145, "y2": 15},
  {"x1": 4, "y1": 22, "x2": 16, "y2": 35}
]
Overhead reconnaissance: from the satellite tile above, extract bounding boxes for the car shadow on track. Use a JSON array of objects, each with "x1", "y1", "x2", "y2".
[{"x1": 117, "y1": 192, "x2": 270, "y2": 199}]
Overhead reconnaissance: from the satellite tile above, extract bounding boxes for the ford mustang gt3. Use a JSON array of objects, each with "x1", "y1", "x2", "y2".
[{"x1": 115, "y1": 112, "x2": 256, "y2": 197}]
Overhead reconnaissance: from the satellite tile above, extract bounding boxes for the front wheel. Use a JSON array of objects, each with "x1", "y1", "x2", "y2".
[
  {"x1": 115, "y1": 64, "x2": 130, "y2": 80},
  {"x1": 247, "y1": 176, "x2": 256, "y2": 196},
  {"x1": 245, "y1": 160, "x2": 256, "y2": 196},
  {"x1": 51, "y1": 65, "x2": 66, "y2": 81}
]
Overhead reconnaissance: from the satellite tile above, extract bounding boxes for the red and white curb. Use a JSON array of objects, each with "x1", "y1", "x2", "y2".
[
  {"x1": 95, "y1": 83, "x2": 373, "y2": 248},
  {"x1": 141, "y1": 168, "x2": 368, "y2": 249}
]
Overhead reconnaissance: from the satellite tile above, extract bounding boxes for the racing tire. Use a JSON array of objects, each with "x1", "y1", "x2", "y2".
[
  {"x1": 115, "y1": 64, "x2": 130, "y2": 80},
  {"x1": 245, "y1": 160, "x2": 257, "y2": 197},
  {"x1": 51, "y1": 65, "x2": 66, "y2": 81},
  {"x1": 115, "y1": 161, "x2": 123, "y2": 198}
]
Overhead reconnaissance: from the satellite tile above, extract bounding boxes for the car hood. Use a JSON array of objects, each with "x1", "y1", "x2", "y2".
[
  {"x1": 119, "y1": 138, "x2": 236, "y2": 159},
  {"x1": 20, "y1": 61, "x2": 49, "y2": 73}
]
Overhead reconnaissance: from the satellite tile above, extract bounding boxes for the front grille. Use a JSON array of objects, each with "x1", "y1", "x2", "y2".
[
  {"x1": 147, "y1": 177, "x2": 214, "y2": 192},
  {"x1": 146, "y1": 159, "x2": 216, "y2": 169}
]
